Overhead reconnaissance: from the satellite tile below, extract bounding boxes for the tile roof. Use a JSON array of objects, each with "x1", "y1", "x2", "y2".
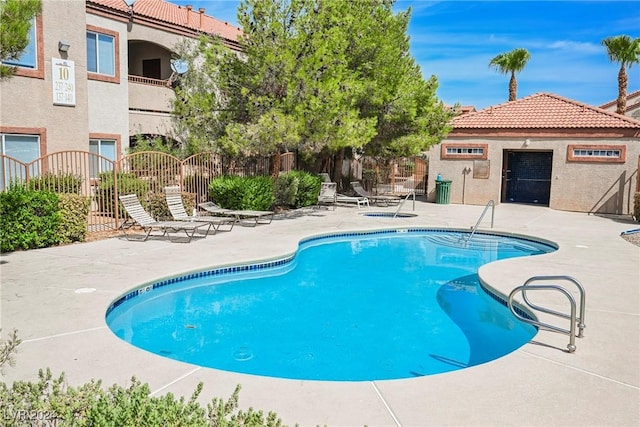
[
  {"x1": 87, "y1": 0, "x2": 242, "y2": 42},
  {"x1": 451, "y1": 93, "x2": 640, "y2": 129},
  {"x1": 599, "y1": 89, "x2": 640, "y2": 110}
]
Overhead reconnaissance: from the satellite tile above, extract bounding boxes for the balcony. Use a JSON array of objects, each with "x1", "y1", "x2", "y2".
[{"x1": 128, "y1": 75, "x2": 175, "y2": 113}]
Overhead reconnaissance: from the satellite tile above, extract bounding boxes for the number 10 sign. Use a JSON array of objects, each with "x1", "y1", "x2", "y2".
[{"x1": 52, "y1": 58, "x2": 76, "y2": 106}]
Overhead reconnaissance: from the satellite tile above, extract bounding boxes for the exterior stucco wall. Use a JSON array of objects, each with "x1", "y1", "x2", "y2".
[
  {"x1": 85, "y1": 14, "x2": 130, "y2": 156},
  {"x1": 129, "y1": 111, "x2": 174, "y2": 137},
  {"x1": 0, "y1": 0, "x2": 89, "y2": 154},
  {"x1": 427, "y1": 136, "x2": 640, "y2": 215}
]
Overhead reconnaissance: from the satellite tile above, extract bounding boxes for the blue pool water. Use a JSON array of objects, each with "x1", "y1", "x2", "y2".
[{"x1": 106, "y1": 229, "x2": 556, "y2": 381}]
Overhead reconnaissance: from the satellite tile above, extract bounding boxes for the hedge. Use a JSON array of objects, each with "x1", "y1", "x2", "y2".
[{"x1": 209, "y1": 176, "x2": 275, "y2": 211}]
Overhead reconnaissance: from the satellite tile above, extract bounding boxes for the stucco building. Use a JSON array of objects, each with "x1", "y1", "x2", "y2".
[
  {"x1": 426, "y1": 93, "x2": 640, "y2": 215},
  {"x1": 0, "y1": 0, "x2": 240, "y2": 168}
]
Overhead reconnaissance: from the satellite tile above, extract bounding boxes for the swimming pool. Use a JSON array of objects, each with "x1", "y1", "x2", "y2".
[{"x1": 106, "y1": 229, "x2": 556, "y2": 381}]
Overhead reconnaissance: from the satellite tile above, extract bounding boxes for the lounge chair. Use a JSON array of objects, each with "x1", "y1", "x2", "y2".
[
  {"x1": 164, "y1": 186, "x2": 235, "y2": 233},
  {"x1": 317, "y1": 182, "x2": 337, "y2": 210},
  {"x1": 351, "y1": 181, "x2": 400, "y2": 206},
  {"x1": 198, "y1": 201, "x2": 274, "y2": 227},
  {"x1": 319, "y1": 172, "x2": 332, "y2": 183},
  {"x1": 317, "y1": 182, "x2": 369, "y2": 209},
  {"x1": 118, "y1": 194, "x2": 212, "y2": 242}
]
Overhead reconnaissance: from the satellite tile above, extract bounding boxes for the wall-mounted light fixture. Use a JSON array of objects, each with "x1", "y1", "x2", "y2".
[
  {"x1": 523, "y1": 138, "x2": 531, "y2": 147},
  {"x1": 58, "y1": 40, "x2": 70, "y2": 52}
]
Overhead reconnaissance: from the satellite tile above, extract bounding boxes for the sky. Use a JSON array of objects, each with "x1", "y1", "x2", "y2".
[{"x1": 173, "y1": 0, "x2": 640, "y2": 110}]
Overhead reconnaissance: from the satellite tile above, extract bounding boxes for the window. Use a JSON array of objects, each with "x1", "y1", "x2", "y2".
[
  {"x1": 573, "y1": 149, "x2": 621, "y2": 158},
  {"x1": 1, "y1": 15, "x2": 44, "y2": 79},
  {"x1": 89, "y1": 138, "x2": 117, "y2": 178},
  {"x1": 446, "y1": 147, "x2": 484, "y2": 155},
  {"x1": 567, "y1": 145, "x2": 625, "y2": 163},
  {"x1": 87, "y1": 32, "x2": 114, "y2": 75},
  {"x1": 1, "y1": 133, "x2": 41, "y2": 189},
  {"x1": 441, "y1": 143, "x2": 488, "y2": 160},
  {"x1": 86, "y1": 25, "x2": 119, "y2": 83},
  {"x1": 3, "y1": 18, "x2": 37, "y2": 69}
]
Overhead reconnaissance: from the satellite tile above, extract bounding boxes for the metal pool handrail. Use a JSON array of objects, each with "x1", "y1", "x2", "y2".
[
  {"x1": 465, "y1": 200, "x2": 495, "y2": 242},
  {"x1": 393, "y1": 191, "x2": 416, "y2": 218},
  {"x1": 508, "y1": 275, "x2": 586, "y2": 353}
]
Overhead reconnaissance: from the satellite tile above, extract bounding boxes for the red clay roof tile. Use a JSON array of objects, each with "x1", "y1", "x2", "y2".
[
  {"x1": 452, "y1": 93, "x2": 640, "y2": 129},
  {"x1": 88, "y1": 0, "x2": 242, "y2": 42},
  {"x1": 599, "y1": 89, "x2": 640, "y2": 110}
]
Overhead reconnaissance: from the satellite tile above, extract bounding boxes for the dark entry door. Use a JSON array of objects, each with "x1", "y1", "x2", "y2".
[
  {"x1": 142, "y1": 59, "x2": 161, "y2": 80},
  {"x1": 502, "y1": 151, "x2": 553, "y2": 205}
]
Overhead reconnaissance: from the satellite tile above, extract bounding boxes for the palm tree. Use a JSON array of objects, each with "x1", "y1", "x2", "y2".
[
  {"x1": 489, "y1": 48, "x2": 531, "y2": 101},
  {"x1": 602, "y1": 35, "x2": 640, "y2": 115}
]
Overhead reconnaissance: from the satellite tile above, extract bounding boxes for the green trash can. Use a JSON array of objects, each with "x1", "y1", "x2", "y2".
[{"x1": 435, "y1": 180, "x2": 452, "y2": 204}]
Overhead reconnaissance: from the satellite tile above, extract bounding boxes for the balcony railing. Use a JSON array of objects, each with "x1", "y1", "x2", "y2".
[{"x1": 128, "y1": 75, "x2": 170, "y2": 87}]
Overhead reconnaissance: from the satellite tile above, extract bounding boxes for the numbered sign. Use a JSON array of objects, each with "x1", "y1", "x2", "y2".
[{"x1": 52, "y1": 58, "x2": 76, "y2": 106}]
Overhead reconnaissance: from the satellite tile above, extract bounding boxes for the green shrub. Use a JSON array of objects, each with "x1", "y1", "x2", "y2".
[
  {"x1": 274, "y1": 173, "x2": 298, "y2": 207},
  {"x1": 0, "y1": 369, "x2": 285, "y2": 427},
  {"x1": 290, "y1": 170, "x2": 322, "y2": 208},
  {"x1": 28, "y1": 172, "x2": 83, "y2": 194},
  {"x1": 96, "y1": 172, "x2": 149, "y2": 218},
  {"x1": 57, "y1": 194, "x2": 91, "y2": 244},
  {"x1": 275, "y1": 171, "x2": 322, "y2": 208},
  {"x1": 209, "y1": 176, "x2": 275, "y2": 211},
  {"x1": 0, "y1": 186, "x2": 60, "y2": 252}
]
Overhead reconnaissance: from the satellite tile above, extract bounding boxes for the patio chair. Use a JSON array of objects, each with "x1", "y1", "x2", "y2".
[
  {"x1": 197, "y1": 201, "x2": 274, "y2": 227},
  {"x1": 164, "y1": 186, "x2": 235, "y2": 233},
  {"x1": 317, "y1": 182, "x2": 337, "y2": 210},
  {"x1": 319, "y1": 172, "x2": 332, "y2": 183},
  {"x1": 118, "y1": 194, "x2": 212, "y2": 242},
  {"x1": 317, "y1": 182, "x2": 369, "y2": 209},
  {"x1": 351, "y1": 181, "x2": 400, "y2": 206}
]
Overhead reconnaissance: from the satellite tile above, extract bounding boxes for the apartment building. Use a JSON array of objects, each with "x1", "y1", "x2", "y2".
[{"x1": 0, "y1": 0, "x2": 241, "y2": 167}]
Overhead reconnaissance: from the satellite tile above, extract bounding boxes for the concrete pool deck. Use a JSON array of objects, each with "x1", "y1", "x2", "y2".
[{"x1": 1, "y1": 201, "x2": 638, "y2": 426}]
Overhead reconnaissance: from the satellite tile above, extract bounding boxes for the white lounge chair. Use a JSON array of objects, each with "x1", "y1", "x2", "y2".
[
  {"x1": 164, "y1": 186, "x2": 235, "y2": 233},
  {"x1": 351, "y1": 181, "x2": 400, "y2": 206},
  {"x1": 118, "y1": 194, "x2": 212, "y2": 242},
  {"x1": 317, "y1": 182, "x2": 337, "y2": 210},
  {"x1": 198, "y1": 201, "x2": 274, "y2": 227},
  {"x1": 318, "y1": 182, "x2": 369, "y2": 209},
  {"x1": 319, "y1": 172, "x2": 332, "y2": 183}
]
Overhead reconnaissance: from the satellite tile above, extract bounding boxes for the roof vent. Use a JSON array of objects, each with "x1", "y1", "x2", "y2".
[
  {"x1": 186, "y1": 5, "x2": 192, "y2": 25},
  {"x1": 199, "y1": 8, "x2": 205, "y2": 29}
]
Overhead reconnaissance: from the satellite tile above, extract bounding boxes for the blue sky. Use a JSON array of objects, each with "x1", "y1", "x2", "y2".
[{"x1": 173, "y1": 0, "x2": 640, "y2": 110}]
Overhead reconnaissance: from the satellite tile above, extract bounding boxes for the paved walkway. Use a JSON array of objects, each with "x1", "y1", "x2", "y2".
[{"x1": 1, "y1": 202, "x2": 639, "y2": 426}]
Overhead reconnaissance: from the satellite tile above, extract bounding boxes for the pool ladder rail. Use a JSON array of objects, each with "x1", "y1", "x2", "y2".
[
  {"x1": 508, "y1": 275, "x2": 586, "y2": 353},
  {"x1": 463, "y1": 200, "x2": 495, "y2": 244},
  {"x1": 393, "y1": 191, "x2": 416, "y2": 218}
]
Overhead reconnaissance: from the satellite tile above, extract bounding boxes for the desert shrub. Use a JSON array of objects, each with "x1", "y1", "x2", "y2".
[
  {"x1": 290, "y1": 170, "x2": 322, "y2": 208},
  {"x1": 96, "y1": 172, "x2": 148, "y2": 218},
  {"x1": 0, "y1": 369, "x2": 285, "y2": 427},
  {"x1": 0, "y1": 186, "x2": 60, "y2": 252},
  {"x1": 274, "y1": 173, "x2": 299, "y2": 208},
  {"x1": 209, "y1": 176, "x2": 275, "y2": 211},
  {"x1": 274, "y1": 171, "x2": 322, "y2": 208},
  {"x1": 28, "y1": 172, "x2": 83, "y2": 194},
  {"x1": 146, "y1": 191, "x2": 196, "y2": 220},
  {"x1": 57, "y1": 194, "x2": 91, "y2": 244}
]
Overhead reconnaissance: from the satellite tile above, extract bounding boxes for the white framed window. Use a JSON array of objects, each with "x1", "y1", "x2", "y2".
[
  {"x1": 441, "y1": 143, "x2": 489, "y2": 160},
  {"x1": 446, "y1": 147, "x2": 485, "y2": 155},
  {"x1": 89, "y1": 139, "x2": 116, "y2": 177},
  {"x1": 2, "y1": 18, "x2": 37, "y2": 69},
  {"x1": 1, "y1": 133, "x2": 41, "y2": 188},
  {"x1": 87, "y1": 31, "x2": 115, "y2": 76},
  {"x1": 1, "y1": 133, "x2": 40, "y2": 162},
  {"x1": 567, "y1": 144, "x2": 625, "y2": 163},
  {"x1": 572, "y1": 149, "x2": 621, "y2": 158}
]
